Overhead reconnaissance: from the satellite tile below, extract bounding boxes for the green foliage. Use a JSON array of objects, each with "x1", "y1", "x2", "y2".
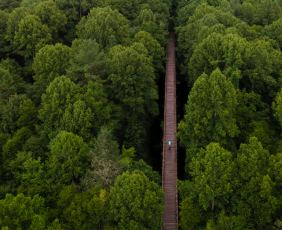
[
  {"x1": 179, "y1": 143, "x2": 235, "y2": 229},
  {"x1": 0, "y1": 0, "x2": 168, "y2": 228},
  {"x1": 108, "y1": 43, "x2": 158, "y2": 151},
  {"x1": 46, "y1": 131, "x2": 89, "y2": 187},
  {"x1": 177, "y1": 3, "x2": 241, "y2": 69},
  {"x1": 133, "y1": 31, "x2": 164, "y2": 74},
  {"x1": 177, "y1": 1, "x2": 282, "y2": 227},
  {"x1": 6, "y1": 7, "x2": 31, "y2": 45},
  {"x1": 68, "y1": 39, "x2": 107, "y2": 80},
  {"x1": 234, "y1": 137, "x2": 277, "y2": 228},
  {"x1": 135, "y1": 8, "x2": 167, "y2": 46},
  {"x1": 9, "y1": 151, "x2": 44, "y2": 196},
  {"x1": 109, "y1": 171, "x2": 163, "y2": 229},
  {"x1": 0, "y1": 59, "x2": 26, "y2": 100},
  {"x1": 54, "y1": 0, "x2": 103, "y2": 42},
  {"x1": 178, "y1": 69, "x2": 238, "y2": 153},
  {"x1": 243, "y1": 39, "x2": 282, "y2": 98},
  {"x1": 14, "y1": 15, "x2": 52, "y2": 59},
  {"x1": 82, "y1": 127, "x2": 122, "y2": 188},
  {"x1": 189, "y1": 143, "x2": 234, "y2": 212},
  {"x1": 76, "y1": 7, "x2": 130, "y2": 49},
  {"x1": 128, "y1": 159, "x2": 161, "y2": 184},
  {"x1": 38, "y1": 76, "x2": 94, "y2": 139},
  {"x1": 180, "y1": 196, "x2": 202, "y2": 230},
  {"x1": 0, "y1": 193, "x2": 46, "y2": 229},
  {"x1": 57, "y1": 185, "x2": 107, "y2": 229},
  {"x1": 265, "y1": 18, "x2": 282, "y2": 49},
  {"x1": 0, "y1": 10, "x2": 8, "y2": 53},
  {"x1": 273, "y1": 88, "x2": 282, "y2": 127},
  {"x1": 34, "y1": 1, "x2": 67, "y2": 40},
  {"x1": 0, "y1": 94, "x2": 36, "y2": 135},
  {"x1": 32, "y1": 43, "x2": 71, "y2": 100},
  {"x1": 0, "y1": 0, "x2": 20, "y2": 10},
  {"x1": 2, "y1": 127, "x2": 31, "y2": 161},
  {"x1": 188, "y1": 32, "x2": 247, "y2": 87},
  {"x1": 236, "y1": 0, "x2": 282, "y2": 25}
]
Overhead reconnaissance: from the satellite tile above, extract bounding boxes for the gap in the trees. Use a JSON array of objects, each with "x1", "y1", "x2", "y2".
[
  {"x1": 147, "y1": 73, "x2": 165, "y2": 173},
  {"x1": 176, "y1": 67, "x2": 190, "y2": 179}
]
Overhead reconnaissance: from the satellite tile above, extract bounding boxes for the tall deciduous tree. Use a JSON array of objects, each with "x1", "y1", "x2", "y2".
[
  {"x1": 76, "y1": 7, "x2": 130, "y2": 49},
  {"x1": 39, "y1": 75, "x2": 111, "y2": 140},
  {"x1": 189, "y1": 143, "x2": 234, "y2": 213},
  {"x1": 178, "y1": 69, "x2": 238, "y2": 155},
  {"x1": 46, "y1": 131, "x2": 89, "y2": 187},
  {"x1": 32, "y1": 43, "x2": 71, "y2": 101},
  {"x1": 34, "y1": 1, "x2": 67, "y2": 41},
  {"x1": 234, "y1": 137, "x2": 277, "y2": 229},
  {"x1": 68, "y1": 39, "x2": 107, "y2": 81},
  {"x1": 133, "y1": 31, "x2": 164, "y2": 74},
  {"x1": 188, "y1": 32, "x2": 247, "y2": 87},
  {"x1": 0, "y1": 193, "x2": 46, "y2": 229},
  {"x1": 57, "y1": 185, "x2": 107, "y2": 229},
  {"x1": 14, "y1": 15, "x2": 52, "y2": 59},
  {"x1": 109, "y1": 171, "x2": 163, "y2": 229},
  {"x1": 108, "y1": 43, "x2": 158, "y2": 151}
]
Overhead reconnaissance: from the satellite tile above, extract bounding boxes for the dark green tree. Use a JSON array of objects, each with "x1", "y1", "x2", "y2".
[
  {"x1": 34, "y1": 1, "x2": 67, "y2": 40},
  {"x1": 68, "y1": 39, "x2": 107, "y2": 81}
]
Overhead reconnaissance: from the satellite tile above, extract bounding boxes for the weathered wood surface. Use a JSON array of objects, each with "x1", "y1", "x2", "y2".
[{"x1": 162, "y1": 33, "x2": 178, "y2": 230}]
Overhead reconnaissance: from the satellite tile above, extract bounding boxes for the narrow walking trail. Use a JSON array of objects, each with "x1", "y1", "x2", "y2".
[{"x1": 162, "y1": 33, "x2": 178, "y2": 230}]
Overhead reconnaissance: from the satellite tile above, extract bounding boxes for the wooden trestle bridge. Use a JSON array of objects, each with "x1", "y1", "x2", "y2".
[{"x1": 162, "y1": 33, "x2": 178, "y2": 230}]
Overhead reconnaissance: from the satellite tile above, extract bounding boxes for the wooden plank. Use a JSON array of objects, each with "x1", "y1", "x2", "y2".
[{"x1": 162, "y1": 33, "x2": 178, "y2": 230}]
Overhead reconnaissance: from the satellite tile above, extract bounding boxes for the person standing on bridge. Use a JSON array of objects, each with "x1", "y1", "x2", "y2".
[{"x1": 168, "y1": 140, "x2": 172, "y2": 150}]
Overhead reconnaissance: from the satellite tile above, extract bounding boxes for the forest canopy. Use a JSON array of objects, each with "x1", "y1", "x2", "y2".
[
  {"x1": 177, "y1": 0, "x2": 282, "y2": 229},
  {"x1": 0, "y1": 0, "x2": 170, "y2": 229}
]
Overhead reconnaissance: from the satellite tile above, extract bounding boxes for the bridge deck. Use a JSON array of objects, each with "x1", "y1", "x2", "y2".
[{"x1": 162, "y1": 33, "x2": 178, "y2": 230}]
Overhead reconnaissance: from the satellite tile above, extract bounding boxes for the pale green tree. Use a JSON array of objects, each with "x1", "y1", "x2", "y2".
[
  {"x1": 133, "y1": 31, "x2": 164, "y2": 74},
  {"x1": 0, "y1": 193, "x2": 46, "y2": 229},
  {"x1": 38, "y1": 76, "x2": 102, "y2": 139},
  {"x1": 32, "y1": 43, "x2": 71, "y2": 100},
  {"x1": 234, "y1": 137, "x2": 277, "y2": 228},
  {"x1": 188, "y1": 32, "x2": 247, "y2": 87},
  {"x1": 14, "y1": 15, "x2": 52, "y2": 59},
  {"x1": 46, "y1": 131, "x2": 89, "y2": 187},
  {"x1": 57, "y1": 185, "x2": 108, "y2": 229},
  {"x1": 76, "y1": 7, "x2": 130, "y2": 49},
  {"x1": 109, "y1": 171, "x2": 163, "y2": 230},
  {"x1": 178, "y1": 69, "x2": 238, "y2": 153},
  {"x1": 189, "y1": 143, "x2": 234, "y2": 212}
]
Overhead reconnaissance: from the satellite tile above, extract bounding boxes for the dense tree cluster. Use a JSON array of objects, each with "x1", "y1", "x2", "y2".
[
  {"x1": 0, "y1": 0, "x2": 170, "y2": 228},
  {"x1": 177, "y1": 0, "x2": 282, "y2": 229}
]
